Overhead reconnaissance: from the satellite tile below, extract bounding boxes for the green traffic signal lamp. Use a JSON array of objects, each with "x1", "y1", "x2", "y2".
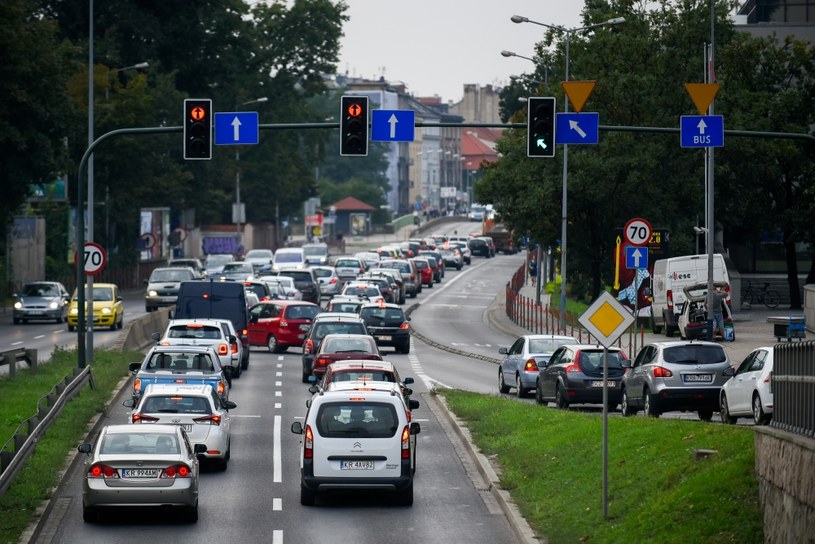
[
  {"x1": 340, "y1": 96, "x2": 369, "y2": 156},
  {"x1": 184, "y1": 98, "x2": 212, "y2": 160},
  {"x1": 527, "y1": 96, "x2": 556, "y2": 158}
]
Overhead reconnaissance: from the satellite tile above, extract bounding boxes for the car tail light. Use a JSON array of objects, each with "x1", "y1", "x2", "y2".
[
  {"x1": 400, "y1": 322, "x2": 410, "y2": 330},
  {"x1": 410, "y1": 273, "x2": 415, "y2": 281},
  {"x1": 401, "y1": 426, "x2": 411, "y2": 459},
  {"x1": 652, "y1": 366, "x2": 673, "y2": 378},
  {"x1": 564, "y1": 363, "x2": 581, "y2": 373},
  {"x1": 667, "y1": 290, "x2": 673, "y2": 311},
  {"x1": 218, "y1": 343, "x2": 229, "y2": 355},
  {"x1": 231, "y1": 341, "x2": 239, "y2": 354},
  {"x1": 88, "y1": 464, "x2": 119, "y2": 479},
  {"x1": 304, "y1": 425, "x2": 314, "y2": 459},
  {"x1": 132, "y1": 413, "x2": 159, "y2": 424},
  {"x1": 160, "y1": 341, "x2": 170, "y2": 346},
  {"x1": 763, "y1": 373, "x2": 772, "y2": 383},
  {"x1": 217, "y1": 381, "x2": 226, "y2": 396},
  {"x1": 523, "y1": 358, "x2": 538, "y2": 372},
  {"x1": 133, "y1": 378, "x2": 142, "y2": 395},
  {"x1": 315, "y1": 356, "x2": 330, "y2": 368},
  {"x1": 161, "y1": 464, "x2": 192, "y2": 478},
  {"x1": 304, "y1": 339, "x2": 314, "y2": 354},
  {"x1": 193, "y1": 414, "x2": 221, "y2": 426},
  {"x1": 329, "y1": 278, "x2": 337, "y2": 284}
]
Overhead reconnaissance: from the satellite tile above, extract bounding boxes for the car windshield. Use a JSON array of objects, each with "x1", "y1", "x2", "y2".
[
  {"x1": 662, "y1": 345, "x2": 727, "y2": 365},
  {"x1": 276, "y1": 253, "x2": 303, "y2": 263},
  {"x1": 303, "y1": 246, "x2": 327, "y2": 256},
  {"x1": 529, "y1": 338, "x2": 578, "y2": 354},
  {"x1": 22, "y1": 284, "x2": 58, "y2": 297},
  {"x1": 206, "y1": 254, "x2": 233, "y2": 266},
  {"x1": 245, "y1": 250, "x2": 273, "y2": 259},
  {"x1": 72, "y1": 287, "x2": 113, "y2": 301},
  {"x1": 150, "y1": 269, "x2": 192, "y2": 282},
  {"x1": 222, "y1": 263, "x2": 252, "y2": 273}
]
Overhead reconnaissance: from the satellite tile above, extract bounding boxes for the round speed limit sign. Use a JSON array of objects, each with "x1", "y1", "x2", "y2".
[
  {"x1": 623, "y1": 218, "x2": 653, "y2": 247},
  {"x1": 82, "y1": 242, "x2": 107, "y2": 275}
]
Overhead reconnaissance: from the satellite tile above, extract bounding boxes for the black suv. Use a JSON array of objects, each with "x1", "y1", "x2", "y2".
[
  {"x1": 278, "y1": 269, "x2": 321, "y2": 305},
  {"x1": 468, "y1": 237, "x2": 492, "y2": 258},
  {"x1": 358, "y1": 303, "x2": 411, "y2": 354},
  {"x1": 301, "y1": 313, "x2": 369, "y2": 382}
]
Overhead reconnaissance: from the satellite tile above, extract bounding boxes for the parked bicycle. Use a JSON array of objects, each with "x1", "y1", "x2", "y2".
[{"x1": 742, "y1": 280, "x2": 780, "y2": 309}]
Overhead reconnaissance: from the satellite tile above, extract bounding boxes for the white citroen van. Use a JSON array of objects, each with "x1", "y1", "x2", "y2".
[
  {"x1": 650, "y1": 254, "x2": 730, "y2": 337},
  {"x1": 290, "y1": 384, "x2": 420, "y2": 506}
]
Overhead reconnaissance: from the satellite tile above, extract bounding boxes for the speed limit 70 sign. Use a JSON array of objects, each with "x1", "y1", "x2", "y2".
[
  {"x1": 624, "y1": 218, "x2": 653, "y2": 247},
  {"x1": 82, "y1": 242, "x2": 107, "y2": 275}
]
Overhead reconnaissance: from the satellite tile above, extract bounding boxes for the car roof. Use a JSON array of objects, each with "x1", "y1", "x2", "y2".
[
  {"x1": 313, "y1": 312, "x2": 365, "y2": 322},
  {"x1": 359, "y1": 302, "x2": 401, "y2": 310},
  {"x1": 149, "y1": 344, "x2": 219, "y2": 354},
  {"x1": 327, "y1": 360, "x2": 397, "y2": 372},
  {"x1": 319, "y1": 381, "x2": 402, "y2": 396},
  {"x1": 321, "y1": 333, "x2": 376, "y2": 341},
  {"x1": 555, "y1": 343, "x2": 626, "y2": 353},
  {"x1": 103, "y1": 424, "x2": 179, "y2": 436},
  {"x1": 141, "y1": 383, "x2": 214, "y2": 396},
  {"x1": 168, "y1": 318, "x2": 230, "y2": 327},
  {"x1": 648, "y1": 340, "x2": 724, "y2": 348},
  {"x1": 524, "y1": 334, "x2": 578, "y2": 341}
]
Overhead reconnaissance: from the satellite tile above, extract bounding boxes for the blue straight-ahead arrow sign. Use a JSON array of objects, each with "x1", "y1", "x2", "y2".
[
  {"x1": 625, "y1": 245, "x2": 649, "y2": 269},
  {"x1": 215, "y1": 112, "x2": 260, "y2": 145},
  {"x1": 371, "y1": 110, "x2": 415, "y2": 142}
]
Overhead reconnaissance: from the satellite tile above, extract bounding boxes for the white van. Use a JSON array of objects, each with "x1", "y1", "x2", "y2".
[
  {"x1": 271, "y1": 247, "x2": 306, "y2": 272},
  {"x1": 650, "y1": 254, "x2": 730, "y2": 337}
]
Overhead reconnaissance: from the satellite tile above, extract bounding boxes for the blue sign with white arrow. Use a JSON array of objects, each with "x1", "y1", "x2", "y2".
[
  {"x1": 680, "y1": 115, "x2": 724, "y2": 148},
  {"x1": 371, "y1": 110, "x2": 415, "y2": 142},
  {"x1": 625, "y1": 245, "x2": 648, "y2": 269},
  {"x1": 556, "y1": 112, "x2": 599, "y2": 145},
  {"x1": 214, "y1": 112, "x2": 259, "y2": 145}
]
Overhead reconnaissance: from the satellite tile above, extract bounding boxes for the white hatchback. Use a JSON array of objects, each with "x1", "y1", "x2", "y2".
[
  {"x1": 290, "y1": 385, "x2": 420, "y2": 506},
  {"x1": 154, "y1": 319, "x2": 243, "y2": 378},
  {"x1": 719, "y1": 346, "x2": 774, "y2": 425}
]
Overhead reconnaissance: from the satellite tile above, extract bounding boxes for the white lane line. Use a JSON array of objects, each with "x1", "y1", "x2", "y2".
[
  {"x1": 275, "y1": 402, "x2": 282, "y2": 409},
  {"x1": 273, "y1": 530, "x2": 283, "y2": 544},
  {"x1": 276, "y1": 371, "x2": 282, "y2": 377},
  {"x1": 275, "y1": 381, "x2": 282, "y2": 387},
  {"x1": 408, "y1": 350, "x2": 452, "y2": 390},
  {"x1": 273, "y1": 497, "x2": 282, "y2": 511},
  {"x1": 278, "y1": 356, "x2": 285, "y2": 361},
  {"x1": 11, "y1": 341, "x2": 23, "y2": 346},
  {"x1": 276, "y1": 363, "x2": 283, "y2": 368},
  {"x1": 274, "y1": 415, "x2": 282, "y2": 483},
  {"x1": 275, "y1": 391, "x2": 282, "y2": 397},
  {"x1": 34, "y1": 335, "x2": 45, "y2": 339}
]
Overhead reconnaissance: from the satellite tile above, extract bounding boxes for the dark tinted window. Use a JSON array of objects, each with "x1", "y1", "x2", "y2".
[
  {"x1": 577, "y1": 350, "x2": 627, "y2": 371},
  {"x1": 280, "y1": 271, "x2": 313, "y2": 282},
  {"x1": 167, "y1": 325, "x2": 222, "y2": 339},
  {"x1": 141, "y1": 395, "x2": 211, "y2": 414},
  {"x1": 285, "y1": 305, "x2": 320, "y2": 320},
  {"x1": 316, "y1": 402, "x2": 398, "y2": 438},
  {"x1": 662, "y1": 345, "x2": 727, "y2": 365}
]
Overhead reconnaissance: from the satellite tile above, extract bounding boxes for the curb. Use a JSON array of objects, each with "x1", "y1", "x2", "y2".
[{"x1": 425, "y1": 392, "x2": 541, "y2": 544}]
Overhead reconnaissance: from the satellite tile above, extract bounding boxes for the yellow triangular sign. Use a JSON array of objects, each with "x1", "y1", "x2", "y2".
[
  {"x1": 684, "y1": 83, "x2": 720, "y2": 115},
  {"x1": 561, "y1": 81, "x2": 596, "y2": 113}
]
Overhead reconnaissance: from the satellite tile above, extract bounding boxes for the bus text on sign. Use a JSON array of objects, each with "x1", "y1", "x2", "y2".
[{"x1": 623, "y1": 218, "x2": 653, "y2": 247}]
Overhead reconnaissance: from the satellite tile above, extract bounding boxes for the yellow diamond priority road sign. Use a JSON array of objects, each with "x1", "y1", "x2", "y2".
[{"x1": 578, "y1": 291, "x2": 635, "y2": 348}]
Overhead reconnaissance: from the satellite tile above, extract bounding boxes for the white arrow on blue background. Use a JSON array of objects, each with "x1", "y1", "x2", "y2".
[
  {"x1": 569, "y1": 120, "x2": 587, "y2": 139},
  {"x1": 631, "y1": 248, "x2": 644, "y2": 267},
  {"x1": 697, "y1": 119, "x2": 707, "y2": 134},
  {"x1": 387, "y1": 114, "x2": 398, "y2": 138},
  {"x1": 231, "y1": 117, "x2": 242, "y2": 141}
]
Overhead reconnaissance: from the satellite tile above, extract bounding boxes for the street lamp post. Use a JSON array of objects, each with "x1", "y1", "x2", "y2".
[
  {"x1": 510, "y1": 14, "x2": 625, "y2": 332},
  {"x1": 105, "y1": 62, "x2": 149, "y2": 100},
  {"x1": 234, "y1": 97, "x2": 268, "y2": 252}
]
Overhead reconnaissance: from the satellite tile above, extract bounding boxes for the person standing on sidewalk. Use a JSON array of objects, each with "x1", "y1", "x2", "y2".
[
  {"x1": 710, "y1": 285, "x2": 727, "y2": 339},
  {"x1": 529, "y1": 253, "x2": 538, "y2": 286}
]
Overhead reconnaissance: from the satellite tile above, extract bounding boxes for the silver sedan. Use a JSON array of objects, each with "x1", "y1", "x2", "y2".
[
  {"x1": 77, "y1": 424, "x2": 206, "y2": 523},
  {"x1": 498, "y1": 334, "x2": 577, "y2": 398}
]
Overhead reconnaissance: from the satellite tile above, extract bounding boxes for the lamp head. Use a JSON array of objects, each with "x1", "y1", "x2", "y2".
[
  {"x1": 606, "y1": 17, "x2": 626, "y2": 25},
  {"x1": 500, "y1": 50, "x2": 516, "y2": 58},
  {"x1": 511, "y1": 15, "x2": 528, "y2": 24}
]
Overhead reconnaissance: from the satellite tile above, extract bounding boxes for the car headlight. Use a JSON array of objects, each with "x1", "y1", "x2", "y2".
[
  {"x1": 70, "y1": 308, "x2": 78, "y2": 315},
  {"x1": 148, "y1": 290, "x2": 158, "y2": 297},
  {"x1": 49, "y1": 301, "x2": 58, "y2": 309},
  {"x1": 101, "y1": 307, "x2": 112, "y2": 314},
  {"x1": 14, "y1": 302, "x2": 22, "y2": 309}
]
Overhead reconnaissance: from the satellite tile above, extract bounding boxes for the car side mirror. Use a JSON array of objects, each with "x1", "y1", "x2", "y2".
[
  {"x1": 151, "y1": 332, "x2": 161, "y2": 342},
  {"x1": 498, "y1": 347, "x2": 508, "y2": 355},
  {"x1": 403, "y1": 388, "x2": 413, "y2": 397},
  {"x1": 408, "y1": 399, "x2": 420, "y2": 411},
  {"x1": 410, "y1": 422, "x2": 421, "y2": 435},
  {"x1": 128, "y1": 362, "x2": 141, "y2": 373},
  {"x1": 403, "y1": 377, "x2": 414, "y2": 385},
  {"x1": 305, "y1": 399, "x2": 312, "y2": 408},
  {"x1": 225, "y1": 400, "x2": 238, "y2": 410},
  {"x1": 249, "y1": 315, "x2": 258, "y2": 323},
  {"x1": 122, "y1": 399, "x2": 135, "y2": 408},
  {"x1": 228, "y1": 335, "x2": 238, "y2": 343},
  {"x1": 723, "y1": 366, "x2": 735, "y2": 377},
  {"x1": 620, "y1": 359, "x2": 632, "y2": 369},
  {"x1": 308, "y1": 385, "x2": 319, "y2": 394},
  {"x1": 194, "y1": 444, "x2": 207, "y2": 454},
  {"x1": 77, "y1": 443, "x2": 92, "y2": 454},
  {"x1": 291, "y1": 422, "x2": 303, "y2": 434}
]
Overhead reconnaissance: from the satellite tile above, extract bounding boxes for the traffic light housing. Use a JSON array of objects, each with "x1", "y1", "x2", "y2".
[
  {"x1": 527, "y1": 97, "x2": 556, "y2": 158},
  {"x1": 184, "y1": 98, "x2": 212, "y2": 160},
  {"x1": 340, "y1": 96, "x2": 369, "y2": 156}
]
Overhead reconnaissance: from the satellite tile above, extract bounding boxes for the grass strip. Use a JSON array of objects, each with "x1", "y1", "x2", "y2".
[
  {"x1": 0, "y1": 348, "x2": 137, "y2": 543},
  {"x1": 439, "y1": 389, "x2": 762, "y2": 544}
]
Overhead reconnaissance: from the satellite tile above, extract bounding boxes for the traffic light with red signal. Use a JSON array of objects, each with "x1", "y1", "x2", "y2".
[
  {"x1": 340, "y1": 96, "x2": 369, "y2": 156},
  {"x1": 184, "y1": 98, "x2": 212, "y2": 160}
]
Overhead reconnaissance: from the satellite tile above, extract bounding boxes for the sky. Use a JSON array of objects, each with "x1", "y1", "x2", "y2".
[{"x1": 337, "y1": 1, "x2": 585, "y2": 103}]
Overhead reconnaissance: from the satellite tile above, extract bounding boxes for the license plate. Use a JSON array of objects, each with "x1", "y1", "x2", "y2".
[
  {"x1": 591, "y1": 381, "x2": 616, "y2": 388},
  {"x1": 340, "y1": 460, "x2": 375, "y2": 470},
  {"x1": 121, "y1": 468, "x2": 159, "y2": 478},
  {"x1": 683, "y1": 374, "x2": 713, "y2": 383},
  {"x1": 29, "y1": 311, "x2": 44, "y2": 315},
  {"x1": 377, "y1": 335, "x2": 392, "y2": 341}
]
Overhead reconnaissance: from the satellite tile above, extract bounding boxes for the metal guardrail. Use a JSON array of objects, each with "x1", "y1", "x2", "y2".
[
  {"x1": 0, "y1": 366, "x2": 95, "y2": 496},
  {"x1": 0, "y1": 348, "x2": 38, "y2": 377},
  {"x1": 771, "y1": 341, "x2": 815, "y2": 438}
]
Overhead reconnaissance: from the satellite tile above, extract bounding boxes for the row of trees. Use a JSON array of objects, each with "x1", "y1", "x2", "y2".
[
  {"x1": 2, "y1": 0, "x2": 390, "y2": 282},
  {"x1": 477, "y1": 0, "x2": 815, "y2": 307}
]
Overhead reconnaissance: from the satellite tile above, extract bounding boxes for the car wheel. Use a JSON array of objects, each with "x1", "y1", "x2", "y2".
[
  {"x1": 267, "y1": 334, "x2": 279, "y2": 353},
  {"x1": 300, "y1": 485, "x2": 317, "y2": 506},
  {"x1": 535, "y1": 379, "x2": 545, "y2": 404},
  {"x1": 621, "y1": 388, "x2": 637, "y2": 417},
  {"x1": 55, "y1": 316, "x2": 62, "y2": 324},
  {"x1": 428, "y1": 281, "x2": 433, "y2": 288},
  {"x1": 753, "y1": 393, "x2": 771, "y2": 425},
  {"x1": 720, "y1": 393, "x2": 737, "y2": 424},
  {"x1": 395, "y1": 482, "x2": 413, "y2": 506},
  {"x1": 13, "y1": 317, "x2": 20, "y2": 324},
  {"x1": 68, "y1": 324, "x2": 76, "y2": 332},
  {"x1": 643, "y1": 388, "x2": 660, "y2": 417},
  {"x1": 515, "y1": 374, "x2": 528, "y2": 398},
  {"x1": 117, "y1": 314, "x2": 123, "y2": 330},
  {"x1": 217, "y1": 449, "x2": 229, "y2": 471},
  {"x1": 457, "y1": 264, "x2": 462, "y2": 270},
  {"x1": 399, "y1": 294, "x2": 406, "y2": 304},
  {"x1": 302, "y1": 369, "x2": 311, "y2": 383},
  {"x1": 82, "y1": 506, "x2": 97, "y2": 523},
  {"x1": 651, "y1": 318, "x2": 662, "y2": 335},
  {"x1": 399, "y1": 341, "x2": 411, "y2": 354},
  {"x1": 497, "y1": 370, "x2": 510, "y2": 394},
  {"x1": 698, "y1": 410, "x2": 713, "y2": 422},
  {"x1": 184, "y1": 503, "x2": 198, "y2": 523},
  {"x1": 555, "y1": 383, "x2": 569, "y2": 409},
  {"x1": 412, "y1": 442, "x2": 418, "y2": 474}
]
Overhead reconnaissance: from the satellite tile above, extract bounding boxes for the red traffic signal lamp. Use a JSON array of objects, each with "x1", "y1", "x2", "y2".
[
  {"x1": 527, "y1": 97, "x2": 556, "y2": 158},
  {"x1": 340, "y1": 96, "x2": 369, "y2": 156},
  {"x1": 184, "y1": 98, "x2": 212, "y2": 160}
]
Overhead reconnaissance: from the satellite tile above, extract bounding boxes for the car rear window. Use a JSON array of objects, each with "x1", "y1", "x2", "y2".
[
  {"x1": 284, "y1": 305, "x2": 320, "y2": 320},
  {"x1": 167, "y1": 325, "x2": 222, "y2": 340},
  {"x1": 360, "y1": 308, "x2": 405, "y2": 321},
  {"x1": 141, "y1": 396, "x2": 211, "y2": 414},
  {"x1": 662, "y1": 345, "x2": 727, "y2": 365},
  {"x1": 321, "y1": 337, "x2": 376, "y2": 353},
  {"x1": 313, "y1": 322, "x2": 366, "y2": 338},
  {"x1": 275, "y1": 252, "x2": 303, "y2": 263},
  {"x1": 577, "y1": 350, "x2": 627, "y2": 371},
  {"x1": 328, "y1": 371, "x2": 396, "y2": 384},
  {"x1": 280, "y1": 271, "x2": 312, "y2": 282},
  {"x1": 101, "y1": 433, "x2": 179, "y2": 455},
  {"x1": 316, "y1": 402, "x2": 398, "y2": 438}
]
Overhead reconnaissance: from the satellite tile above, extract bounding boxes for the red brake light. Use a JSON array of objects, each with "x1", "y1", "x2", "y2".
[
  {"x1": 231, "y1": 341, "x2": 239, "y2": 354},
  {"x1": 132, "y1": 413, "x2": 159, "y2": 424},
  {"x1": 304, "y1": 425, "x2": 314, "y2": 459},
  {"x1": 161, "y1": 464, "x2": 192, "y2": 478},
  {"x1": 315, "y1": 357, "x2": 330, "y2": 368},
  {"x1": 652, "y1": 366, "x2": 673, "y2": 378},
  {"x1": 400, "y1": 322, "x2": 410, "y2": 330},
  {"x1": 193, "y1": 414, "x2": 221, "y2": 426},
  {"x1": 89, "y1": 464, "x2": 119, "y2": 479},
  {"x1": 401, "y1": 426, "x2": 411, "y2": 458},
  {"x1": 666, "y1": 290, "x2": 673, "y2": 310},
  {"x1": 185, "y1": 323, "x2": 204, "y2": 329},
  {"x1": 218, "y1": 343, "x2": 229, "y2": 355},
  {"x1": 523, "y1": 358, "x2": 538, "y2": 372},
  {"x1": 133, "y1": 378, "x2": 142, "y2": 394}
]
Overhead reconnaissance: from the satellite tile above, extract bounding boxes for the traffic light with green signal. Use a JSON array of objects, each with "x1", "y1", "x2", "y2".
[
  {"x1": 184, "y1": 99, "x2": 212, "y2": 160},
  {"x1": 527, "y1": 97, "x2": 556, "y2": 158},
  {"x1": 340, "y1": 96, "x2": 369, "y2": 156}
]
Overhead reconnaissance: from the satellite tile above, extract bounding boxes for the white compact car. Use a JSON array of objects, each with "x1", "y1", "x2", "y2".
[
  {"x1": 290, "y1": 384, "x2": 420, "y2": 506},
  {"x1": 719, "y1": 346, "x2": 774, "y2": 425},
  {"x1": 124, "y1": 384, "x2": 237, "y2": 470},
  {"x1": 154, "y1": 319, "x2": 243, "y2": 378}
]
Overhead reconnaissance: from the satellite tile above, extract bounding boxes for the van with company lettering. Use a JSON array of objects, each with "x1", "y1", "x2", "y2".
[{"x1": 649, "y1": 254, "x2": 730, "y2": 337}]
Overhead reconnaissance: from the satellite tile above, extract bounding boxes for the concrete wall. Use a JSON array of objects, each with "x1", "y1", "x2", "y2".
[{"x1": 115, "y1": 307, "x2": 171, "y2": 353}]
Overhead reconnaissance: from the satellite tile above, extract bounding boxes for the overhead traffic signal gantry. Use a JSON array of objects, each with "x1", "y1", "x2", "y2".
[
  {"x1": 340, "y1": 96, "x2": 369, "y2": 157},
  {"x1": 527, "y1": 97, "x2": 556, "y2": 158},
  {"x1": 183, "y1": 98, "x2": 212, "y2": 160}
]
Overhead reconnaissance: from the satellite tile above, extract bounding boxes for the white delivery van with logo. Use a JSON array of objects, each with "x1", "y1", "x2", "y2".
[{"x1": 650, "y1": 254, "x2": 730, "y2": 337}]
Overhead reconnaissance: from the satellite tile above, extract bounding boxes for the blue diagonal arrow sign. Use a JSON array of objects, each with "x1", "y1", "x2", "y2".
[{"x1": 556, "y1": 112, "x2": 599, "y2": 145}]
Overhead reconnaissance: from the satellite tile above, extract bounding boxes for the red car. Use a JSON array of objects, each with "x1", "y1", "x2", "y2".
[
  {"x1": 310, "y1": 333, "x2": 382, "y2": 379},
  {"x1": 409, "y1": 257, "x2": 434, "y2": 288},
  {"x1": 247, "y1": 300, "x2": 321, "y2": 353}
]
